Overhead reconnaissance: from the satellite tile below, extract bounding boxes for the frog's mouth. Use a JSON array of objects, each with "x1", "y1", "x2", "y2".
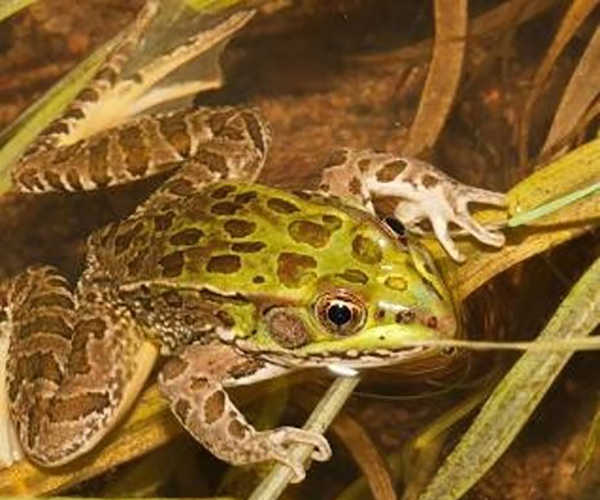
[{"x1": 232, "y1": 318, "x2": 460, "y2": 369}]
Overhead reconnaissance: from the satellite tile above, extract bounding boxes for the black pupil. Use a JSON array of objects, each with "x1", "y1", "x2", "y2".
[{"x1": 327, "y1": 303, "x2": 352, "y2": 326}]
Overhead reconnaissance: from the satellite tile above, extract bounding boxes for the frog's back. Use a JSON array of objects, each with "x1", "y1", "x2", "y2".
[{"x1": 89, "y1": 182, "x2": 412, "y2": 299}]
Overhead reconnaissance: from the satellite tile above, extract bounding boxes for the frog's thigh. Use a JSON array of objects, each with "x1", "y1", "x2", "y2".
[
  {"x1": 6, "y1": 266, "x2": 158, "y2": 466},
  {"x1": 158, "y1": 343, "x2": 331, "y2": 482}
]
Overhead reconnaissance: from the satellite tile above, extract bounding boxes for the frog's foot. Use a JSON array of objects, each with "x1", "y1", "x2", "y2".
[
  {"x1": 319, "y1": 149, "x2": 507, "y2": 261},
  {"x1": 235, "y1": 427, "x2": 331, "y2": 483},
  {"x1": 159, "y1": 343, "x2": 331, "y2": 482},
  {"x1": 391, "y1": 172, "x2": 507, "y2": 262}
]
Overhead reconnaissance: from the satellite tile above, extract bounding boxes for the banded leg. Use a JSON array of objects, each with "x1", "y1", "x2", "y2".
[
  {"x1": 158, "y1": 343, "x2": 331, "y2": 483},
  {"x1": 15, "y1": 0, "x2": 161, "y2": 166},
  {"x1": 13, "y1": 3, "x2": 256, "y2": 194},
  {"x1": 5, "y1": 267, "x2": 158, "y2": 466},
  {"x1": 14, "y1": 104, "x2": 270, "y2": 203},
  {"x1": 319, "y1": 148, "x2": 507, "y2": 261}
]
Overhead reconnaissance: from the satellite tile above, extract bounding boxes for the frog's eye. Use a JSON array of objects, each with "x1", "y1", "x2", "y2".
[{"x1": 315, "y1": 292, "x2": 366, "y2": 335}]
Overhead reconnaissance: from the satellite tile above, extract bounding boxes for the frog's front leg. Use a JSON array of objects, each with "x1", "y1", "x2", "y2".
[
  {"x1": 4, "y1": 266, "x2": 158, "y2": 466},
  {"x1": 158, "y1": 343, "x2": 331, "y2": 482},
  {"x1": 319, "y1": 148, "x2": 507, "y2": 261}
]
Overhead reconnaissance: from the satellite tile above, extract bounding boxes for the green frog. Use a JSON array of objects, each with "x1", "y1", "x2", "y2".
[{"x1": 1, "y1": 1, "x2": 506, "y2": 481}]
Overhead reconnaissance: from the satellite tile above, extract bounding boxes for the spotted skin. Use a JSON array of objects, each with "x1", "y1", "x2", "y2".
[
  {"x1": 2, "y1": 0, "x2": 507, "y2": 481},
  {"x1": 319, "y1": 148, "x2": 507, "y2": 261}
]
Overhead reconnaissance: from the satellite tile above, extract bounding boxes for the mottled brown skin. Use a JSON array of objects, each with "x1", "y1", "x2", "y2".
[{"x1": 1, "y1": 0, "x2": 507, "y2": 481}]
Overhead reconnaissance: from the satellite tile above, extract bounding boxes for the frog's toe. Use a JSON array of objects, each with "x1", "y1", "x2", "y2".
[
  {"x1": 265, "y1": 427, "x2": 331, "y2": 481},
  {"x1": 310, "y1": 435, "x2": 332, "y2": 462},
  {"x1": 454, "y1": 210, "x2": 506, "y2": 248},
  {"x1": 430, "y1": 216, "x2": 464, "y2": 262},
  {"x1": 460, "y1": 186, "x2": 507, "y2": 207}
]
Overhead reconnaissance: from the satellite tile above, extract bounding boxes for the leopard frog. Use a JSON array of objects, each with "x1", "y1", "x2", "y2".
[{"x1": 0, "y1": 1, "x2": 506, "y2": 481}]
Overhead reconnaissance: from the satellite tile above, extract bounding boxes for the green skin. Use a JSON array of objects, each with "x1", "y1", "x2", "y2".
[{"x1": 109, "y1": 182, "x2": 458, "y2": 364}]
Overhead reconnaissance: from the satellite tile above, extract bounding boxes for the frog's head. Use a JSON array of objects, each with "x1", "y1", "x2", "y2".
[{"x1": 227, "y1": 199, "x2": 459, "y2": 369}]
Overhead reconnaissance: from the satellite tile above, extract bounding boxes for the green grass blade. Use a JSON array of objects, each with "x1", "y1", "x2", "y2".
[
  {"x1": 417, "y1": 255, "x2": 600, "y2": 500},
  {"x1": 508, "y1": 180, "x2": 600, "y2": 227}
]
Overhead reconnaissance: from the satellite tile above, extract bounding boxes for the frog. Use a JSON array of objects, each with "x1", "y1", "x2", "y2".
[{"x1": 0, "y1": 1, "x2": 506, "y2": 481}]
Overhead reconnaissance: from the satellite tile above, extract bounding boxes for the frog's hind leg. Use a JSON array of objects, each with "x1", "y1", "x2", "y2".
[
  {"x1": 4, "y1": 266, "x2": 158, "y2": 466},
  {"x1": 13, "y1": 4, "x2": 256, "y2": 195},
  {"x1": 158, "y1": 343, "x2": 331, "y2": 483},
  {"x1": 318, "y1": 148, "x2": 507, "y2": 261},
  {"x1": 137, "y1": 107, "x2": 271, "y2": 213}
]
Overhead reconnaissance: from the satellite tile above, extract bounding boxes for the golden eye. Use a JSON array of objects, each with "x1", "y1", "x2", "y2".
[{"x1": 315, "y1": 292, "x2": 366, "y2": 335}]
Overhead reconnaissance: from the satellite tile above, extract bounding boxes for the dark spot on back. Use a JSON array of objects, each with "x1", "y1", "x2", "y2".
[
  {"x1": 267, "y1": 197, "x2": 300, "y2": 214},
  {"x1": 336, "y1": 269, "x2": 369, "y2": 284},
  {"x1": 211, "y1": 201, "x2": 241, "y2": 215},
  {"x1": 232, "y1": 241, "x2": 266, "y2": 253},
  {"x1": 277, "y1": 252, "x2": 317, "y2": 288},
  {"x1": 211, "y1": 184, "x2": 236, "y2": 199},
  {"x1": 154, "y1": 211, "x2": 175, "y2": 232},
  {"x1": 159, "y1": 251, "x2": 185, "y2": 277},
  {"x1": 206, "y1": 255, "x2": 242, "y2": 274},
  {"x1": 224, "y1": 219, "x2": 256, "y2": 238},
  {"x1": 352, "y1": 235, "x2": 383, "y2": 264},
  {"x1": 234, "y1": 191, "x2": 258, "y2": 204},
  {"x1": 169, "y1": 228, "x2": 204, "y2": 246},
  {"x1": 288, "y1": 220, "x2": 331, "y2": 248},
  {"x1": 114, "y1": 222, "x2": 144, "y2": 254}
]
